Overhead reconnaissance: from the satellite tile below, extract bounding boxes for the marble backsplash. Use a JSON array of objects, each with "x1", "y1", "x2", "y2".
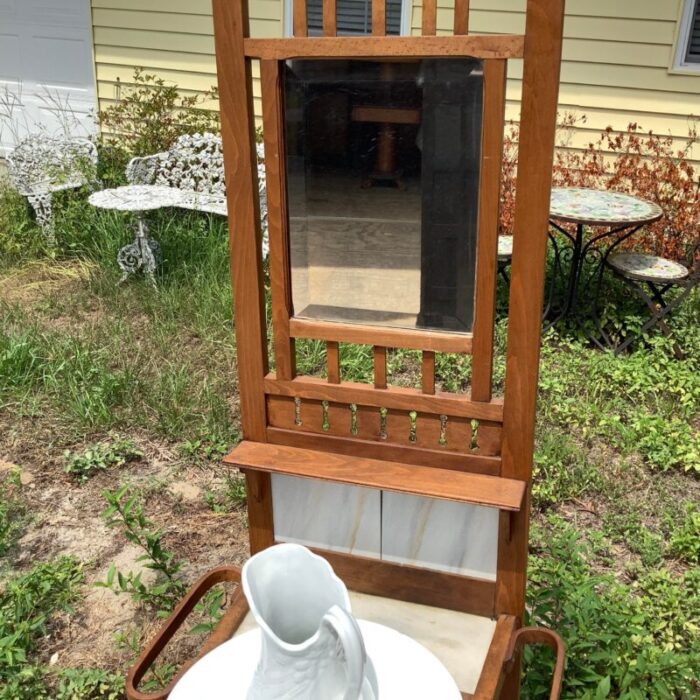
[{"x1": 272, "y1": 475, "x2": 498, "y2": 580}]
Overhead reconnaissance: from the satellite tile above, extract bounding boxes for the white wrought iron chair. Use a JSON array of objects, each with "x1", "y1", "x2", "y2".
[{"x1": 7, "y1": 136, "x2": 98, "y2": 243}]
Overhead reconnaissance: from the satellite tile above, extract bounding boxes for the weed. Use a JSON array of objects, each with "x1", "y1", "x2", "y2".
[
  {"x1": 204, "y1": 472, "x2": 247, "y2": 513},
  {"x1": 0, "y1": 470, "x2": 25, "y2": 555},
  {"x1": 64, "y1": 436, "x2": 142, "y2": 484},
  {"x1": 532, "y1": 430, "x2": 603, "y2": 509},
  {"x1": 0, "y1": 558, "x2": 83, "y2": 699},
  {"x1": 524, "y1": 517, "x2": 700, "y2": 698},
  {"x1": 602, "y1": 509, "x2": 666, "y2": 568},
  {"x1": 668, "y1": 502, "x2": 700, "y2": 564},
  {"x1": 54, "y1": 668, "x2": 124, "y2": 700},
  {"x1": 180, "y1": 435, "x2": 230, "y2": 462},
  {"x1": 100, "y1": 485, "x2": 186, "y2": 616}
]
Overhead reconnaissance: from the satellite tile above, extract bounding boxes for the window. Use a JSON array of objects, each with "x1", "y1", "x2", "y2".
[
  {"x1": 675, "y1": 0, "x2": 700, "y2": 69},
  {"x1": 289, "y1": 0, "x2": 405, "y2": 36}
]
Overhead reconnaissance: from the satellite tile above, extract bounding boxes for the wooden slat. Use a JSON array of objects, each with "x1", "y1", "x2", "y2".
[
  {"x1": 498, "y1": 0, "x2": 565, "y2": 694},
  {"x1": 372, "y1": 0, "x2": 386, "y2": 36},
  {"x1": 373, "y1": 346, "x2": 387, "y2": 389},
  {"x1": 422, "y1": 0, "x2": 437, "y2": 35},
  {"x1": 289, "y1": 317, "x2": 472, "y2": 353},
  {"x1": 322, "y1": 0, "x2": 336, "y2": 36},
  {"x1": 470, "y1": 59, "x2": 507, "y2": 402},
  {"x1": 264, "y1": 374, "x2": 504, "y2": 421},
  {"x1": 212, "y1": 0, "x2": 273, "y2": 554},
  {"x1": 293, "y1": 0, "x2": 307, "y2": 37},
  {"x1": 226, "y1": 441, "x2": 525, "y2": 510},
  {"x1": 326, "y1": 341, "x2": 340, "y2": 384},
  {"x1": 261, "y1": 59, "x2": 296, "y2": 381},
  {"x1": 244, "y1": 35, "x2": 526, "y2": 60},
  {"x1": 421, "y1": 351, "x2": 436, "y2": 395},
  {"x1": 313, "y1": 549, "x2": 497, "y2": 617},
  {"x1": 454, "y1": 0, "x2": 470, "y2": 35},
  {"x1": 267, "y1": 396, "x2": 489, "y2": 458},
  {"x1": 267, "y1": 427, "x2": 501, "y2": 475},
  {"x1": 473, "y1": 615, "x2": 518, "y2": 698}
]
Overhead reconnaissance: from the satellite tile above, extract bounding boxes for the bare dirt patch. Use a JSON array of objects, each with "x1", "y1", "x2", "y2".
[{"x1": 1, "y1": 412, "x2": 249, "y2": 676}]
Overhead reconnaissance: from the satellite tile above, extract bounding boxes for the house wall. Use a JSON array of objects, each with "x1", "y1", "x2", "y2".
[
  {"x1": 409, "y1": 0, "x2": 699, "y2": 158},
  {"x1": 90, "y1": 0, "x2": 284, "y2": 119},
  {"x1": 91, "y1": 0, "x2": 699, "y2": 158}
]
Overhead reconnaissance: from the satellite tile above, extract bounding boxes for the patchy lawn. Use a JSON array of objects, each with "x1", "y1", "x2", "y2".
[{"x1": 0, "y1": 186, "x2": 699, "y2": 698}]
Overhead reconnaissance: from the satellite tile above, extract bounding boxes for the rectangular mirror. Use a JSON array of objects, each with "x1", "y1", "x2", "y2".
[{"x1": 285, "y1": 58, "x2": 483, "y2": 334}]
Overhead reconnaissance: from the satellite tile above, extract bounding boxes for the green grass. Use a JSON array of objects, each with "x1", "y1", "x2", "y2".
[{"x1": 0, "y1": 178, "x2": 698, "y2": 697}]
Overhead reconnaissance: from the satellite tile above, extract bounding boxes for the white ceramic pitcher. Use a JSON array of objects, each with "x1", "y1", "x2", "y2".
[{"x1": 241, "y1": 543, "x2": 377, "y2": 700}]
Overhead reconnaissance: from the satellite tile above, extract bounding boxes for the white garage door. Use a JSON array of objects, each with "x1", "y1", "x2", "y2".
[{"x1": 0, "y1": 0, "x2": 96, "y2": 157}]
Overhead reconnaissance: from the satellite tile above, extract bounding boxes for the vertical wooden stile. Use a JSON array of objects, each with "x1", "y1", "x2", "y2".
[
  {"x1": 470, "y1": 60, "x2": 507, "y2": 403},
  {"x1": 322, "y1": 0, "x2": 337, "y2": 36},
  {"x1": 212, "y1": 0, "x2": 274, "y2": 553},
  {"x1": 422, "y1": 0, "x2": 437, "y2": 35},
  {"x1": 261, "y1": 59, "x2": 296, "y2": 381},
  {"x1": 293, "y1": 0, "x2": 308, "y2": 37},
  {"x1": 373, "y1": 346, "x2": 387, "y2": 388},
  {"x1": 497, "y1": 0, "x2": 565, "y2": 695},
  {"x1": 372, "y1": 0, "x2": 386, "y2": 36},
  {"x1": 454, "y1": 0, "x2": 470, "y2": 35},
  {"x1": 421, "y1": 351, "x2": 436, "y2": 395},
  {"x1": 327, "y1": 341, "x2": 341, "y2": 384}
]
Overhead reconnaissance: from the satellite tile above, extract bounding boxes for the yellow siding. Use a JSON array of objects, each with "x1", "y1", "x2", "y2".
[
  {"x1": 91, "y1": 0, "x2": 698, "y2": 159},
  {"x1": 90, "y1": 0, "x2": 282, "y2": 123},
  {"x1": 411, "y1": 0, "x2": 699, "y2": 159}
]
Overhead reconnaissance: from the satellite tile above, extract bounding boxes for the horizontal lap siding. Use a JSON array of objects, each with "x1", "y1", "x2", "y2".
[
  {"x1": 90, "y1": 0, "x2": 282, "y2": 124},
  {"x1": 92, "y1": 0, "x2": 698, "y2": 160},
  {"x1": 411, "y1": 0, "x2": 699, "y2": 161}
]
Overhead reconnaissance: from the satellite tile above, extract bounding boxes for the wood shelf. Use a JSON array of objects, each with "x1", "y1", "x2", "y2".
[{"x1": 224, "y1": 441, "x2": 525, "y2": 511}]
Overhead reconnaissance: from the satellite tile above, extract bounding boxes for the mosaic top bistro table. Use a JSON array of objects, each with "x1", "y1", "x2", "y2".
[{"x1": 545, "y1": 187, "x2": 663, "y2": 346}]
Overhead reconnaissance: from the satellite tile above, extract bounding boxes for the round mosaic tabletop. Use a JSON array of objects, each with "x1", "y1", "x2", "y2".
[
  {"x1": 89, "y1": 185, "x2": 183, "y2": 212},
  {"x1": 550, "y1": 188, "x2": 663, "y2": 226}
]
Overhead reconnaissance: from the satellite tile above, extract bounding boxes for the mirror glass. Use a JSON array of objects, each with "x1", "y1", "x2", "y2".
[{"x1": 284, "y1": 58, "x2": 483, "y2": 334}]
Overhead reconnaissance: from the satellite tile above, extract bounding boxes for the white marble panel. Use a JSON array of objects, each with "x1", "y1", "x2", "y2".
[
  {"x1": 272, "y1": 475, "x2": 381, "y2": 559},
  {"x1": 381, "y1": 493, "x2": 498, "y2": 580}
]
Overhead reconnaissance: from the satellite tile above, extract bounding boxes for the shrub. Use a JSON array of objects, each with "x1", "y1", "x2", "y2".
[
  {"x1": 502, "y1": 116, "x2": 699, "y2": 259},
  {"x1": 98, "y1": 68, "x2": 220, "y2": 184}
]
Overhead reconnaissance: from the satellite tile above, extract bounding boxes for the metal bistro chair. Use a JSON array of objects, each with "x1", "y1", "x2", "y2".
[
  {"x1": 606, "y1": 240, "x2": 700, "y2": 354},
  {"x1": 497, "y1": 234, "x2": 513, "y2": 283}
]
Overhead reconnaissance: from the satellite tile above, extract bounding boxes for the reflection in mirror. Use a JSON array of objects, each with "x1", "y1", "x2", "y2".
[{"x1": 285, "y1": 58, "x2": 483, "y2": 334}]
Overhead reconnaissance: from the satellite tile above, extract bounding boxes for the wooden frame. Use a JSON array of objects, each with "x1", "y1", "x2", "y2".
[{"x1": 124, "y1": 2, "x2": 565, "y2": 699}]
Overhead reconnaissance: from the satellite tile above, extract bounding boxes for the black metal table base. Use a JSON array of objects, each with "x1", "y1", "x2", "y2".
[{"x1": 543, "y1": 220, "x2": 645, "y2": 349}]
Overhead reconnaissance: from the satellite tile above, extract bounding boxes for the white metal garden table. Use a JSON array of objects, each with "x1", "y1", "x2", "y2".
[{"x1": 89, "y1": 185, "x2": 183, "y2": 286}]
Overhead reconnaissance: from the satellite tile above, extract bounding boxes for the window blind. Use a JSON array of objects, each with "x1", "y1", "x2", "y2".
[
  {"x1": 686, "y1": 0, "x2": 700, "y2": 62},
  {"x1": 306, "y1": 0, "x2": 403, "y2": 36}
]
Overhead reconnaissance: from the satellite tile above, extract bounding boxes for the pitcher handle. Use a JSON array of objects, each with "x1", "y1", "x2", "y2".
[{"x1": 322, "y1": 605, "x2": 367, "y2": 700}]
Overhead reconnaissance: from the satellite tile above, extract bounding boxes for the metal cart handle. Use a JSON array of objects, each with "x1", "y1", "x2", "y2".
[
  {"x1": 126, "y1": 566, "x2": 245, "y2": 700},
  {"x1": 504, "y1": 626, "x2": 565, "y2": 700}
]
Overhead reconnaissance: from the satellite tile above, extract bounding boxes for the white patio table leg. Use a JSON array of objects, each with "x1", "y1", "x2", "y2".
[
  {"x1": 117, "y1": 212, "x2": 160, "y2": 286},
  {"x1": 27, "y1": 192, "x2": 56, "y2": 245}
]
